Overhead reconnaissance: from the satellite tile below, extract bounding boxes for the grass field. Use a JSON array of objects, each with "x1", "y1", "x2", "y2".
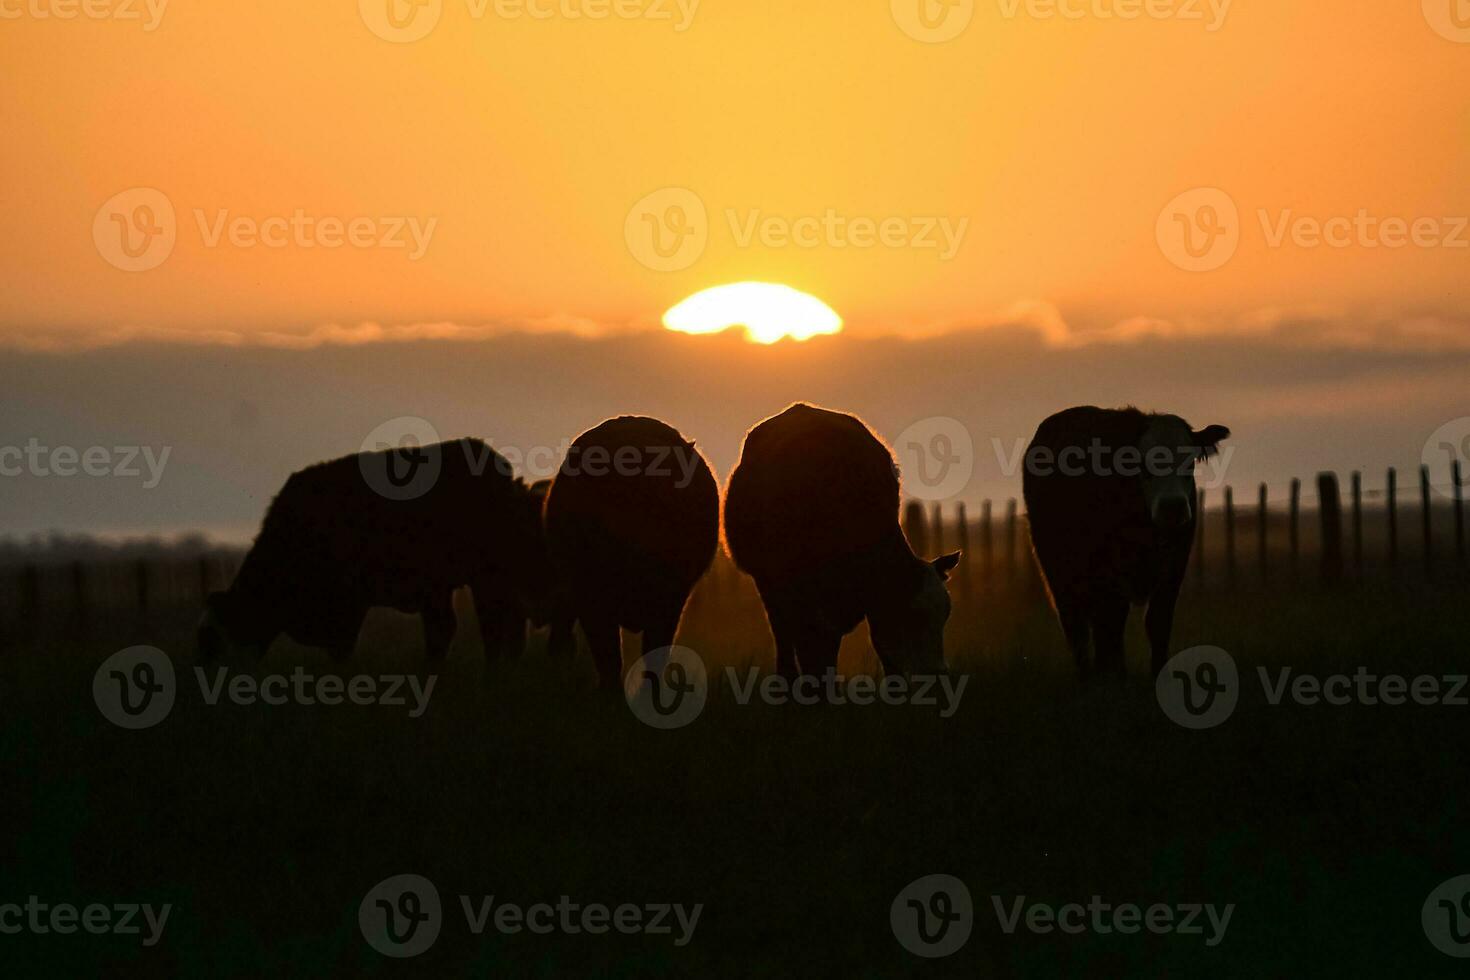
[{"x1": 4, "y1": 554, "x2": 1470, "y2": 976}]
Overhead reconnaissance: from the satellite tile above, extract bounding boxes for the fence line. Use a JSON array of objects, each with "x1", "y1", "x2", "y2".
[{"x1": 2, "y1": 465, "x2": 1467, "y2": 630}]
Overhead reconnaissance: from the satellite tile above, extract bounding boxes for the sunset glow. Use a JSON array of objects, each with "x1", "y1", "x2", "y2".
[{"x1": 662, "y1": 283, "x2": 843, "y2": 344}]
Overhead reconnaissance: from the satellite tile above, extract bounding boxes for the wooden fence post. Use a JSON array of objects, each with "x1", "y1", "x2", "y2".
[
  {"x1": 931, "y1": 503, "x2": 944, "y2": 555},
  {"x1": 1319, "y1": 472, "x2": 1344, "y2": 584},
  {"x1": 1195, "y1": 488, "x2": 1206, "y2": 586},
  {"x1": 1351, "y1": 471, "x2": 1363, "y2": 575},
  {"x1": 71, "y1": 560, "x2": 88, "y2": 624},
  {"x1": 903, "y1": 501, "x2": 929, "y2": 557},
  {"x1": 135, "y1": 558, "x2": 150, "y2": 615},
  {"x1": 1455, "y1": 460, "x2": 1466, "y2": 564},
  {"x1": 1386, "y1": 467, "x2": 1398, "y2": 566},
  {"x1": 1421, "y1": 465, "x2": 1434, "y2": 574},
  {"x1": 980, "y1": 500, "x2": 993, "y2": 578},
  {"x1": 21, "y1": 563, "x2": 41, "y2": 633},
  {"x1": 954, "y1": 503, "x2": 970, "y2": 563},
  {"x1": 1289, "y1": 478, "x2": 1301, "y2": 574},
  {"x1": 1224, "y1": 486, "x2": 1236, "y2": 587},
  {"x1": 1257, "y1": 483, "x2": 1269, "y2": 582},
  {"x1": 1004, "y1": 499, "x2": 1018, "y2": 581}
]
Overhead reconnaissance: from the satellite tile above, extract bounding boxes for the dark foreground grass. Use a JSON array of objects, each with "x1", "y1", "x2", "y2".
[{"x1": 3, "y1": 568, "x2": 1470, "y2": 977}]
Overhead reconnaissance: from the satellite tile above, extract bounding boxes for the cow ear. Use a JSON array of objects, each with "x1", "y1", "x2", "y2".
[
  {"x1": 932, "y1": 552, "x2": 962, "y2": 580},
  {"x1": 1192, "y1": 425, "x2": 1230, "y2": 458}
]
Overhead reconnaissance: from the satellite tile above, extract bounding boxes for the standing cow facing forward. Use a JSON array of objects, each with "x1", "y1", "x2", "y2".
[
  {"x1": 723, "y1": 403, "x2": 961, "y2": 679},
  {"x1": 198, "y1": 438, "x2": 551, "y2": 661},
  {"x1": 543, "y1": 416, "x2": 719, "y2": 689},
  {"x1": 1023, "y1": 407, "x2": 1230, "y2": 678}
]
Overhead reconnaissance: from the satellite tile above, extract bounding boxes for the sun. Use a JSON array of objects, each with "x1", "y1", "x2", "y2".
[{"x1": 662, "y1": 282, "x2": 843, "y2": 344}]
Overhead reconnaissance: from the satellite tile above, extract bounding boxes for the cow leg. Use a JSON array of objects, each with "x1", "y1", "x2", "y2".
[
  {"x1": 582, "y1": 610, "x2": 623, "y2": 690},
  {"x1": 756, "y1": 584, "x2": 799, "y2": 680},
  {"x1": 474, "y1": 592, "x2": 526, "y2": 659},
  {"x1": 327, "y1": 608, "x2": 366, "y2": 662},
  {"x1": 767, "y1": 606, "x2": 800, "y2": 680},
  {"x1": 547, "y1": 618, "x2": 578, "y2": 658},
  {"x1": 1145, "y1": 583, "x2": 1182, "y2": 678},
  {"x1": 641, "y1": 607, "x2": 681, "y2": 663},
  {"x1": 1056, "y1": 597, "x2": 1092, "y2": 678},
  {"x1": 329, "y1": 617, "x2": 363, "y2": 664},
  {"x1": 796, "y1": 629, "x2": 841, "y2": 681},
  {"x1": 422, "y1": 592, "x2": 458, "y2": 661},
  {"x1": 1089, "y1": 595, "x2": 1131, "y2": 678}
]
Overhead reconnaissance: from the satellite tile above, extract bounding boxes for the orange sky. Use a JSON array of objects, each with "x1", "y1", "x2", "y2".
[{"x1": 1, "y1": 0, "x2": 1467, "y2": 346}]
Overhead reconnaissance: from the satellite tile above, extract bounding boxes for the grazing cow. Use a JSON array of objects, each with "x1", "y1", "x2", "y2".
[
  {"x1": 197, "y1": 438, "x2": 551, "y2": 661},
  {"x1": 723, "y1": 403, "x2": 962, "y2": 679},
  {"x1": 1022, "y1": 406, "x2": 1230, "y2": 678},
  {"x1": 542, "y1": 417, "x2": 719, "y2": 688}
]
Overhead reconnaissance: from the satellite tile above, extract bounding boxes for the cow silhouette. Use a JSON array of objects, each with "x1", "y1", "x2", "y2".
[
  {"x1": 542, "y1": 416, "x2": 719, "y2": 688},
  {"x1": 723, "y1": 403, "x2": 961, "y2": 678},
  {"x1": 1023, "y1": 406, "x2": 1229, "y2": 678},
  {"x1": 197, "y1": 438, "x2": 551, "y2": 661}
]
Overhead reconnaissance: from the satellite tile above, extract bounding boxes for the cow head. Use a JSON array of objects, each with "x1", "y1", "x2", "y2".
[
  {"x1": 513, "y1": 478, "x2": 562, "y2": 625},
  {"x1": 197, "y1": 589, "x2": 274, "y2": 659},
  {"x1": 867, "y1": 551, "x2": 961, "y2": 675},
  {"x1": 1136, "y1": 416, "x2": 1231, "y2": 530}
]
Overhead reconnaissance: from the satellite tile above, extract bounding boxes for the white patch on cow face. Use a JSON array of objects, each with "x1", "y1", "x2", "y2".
[
  {"x1": 869, "y1": 564, "x2": 952, "y2": 675},
  {"x1": 1137, "y1": 417, "x2": 1199, "y2": 529}
]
